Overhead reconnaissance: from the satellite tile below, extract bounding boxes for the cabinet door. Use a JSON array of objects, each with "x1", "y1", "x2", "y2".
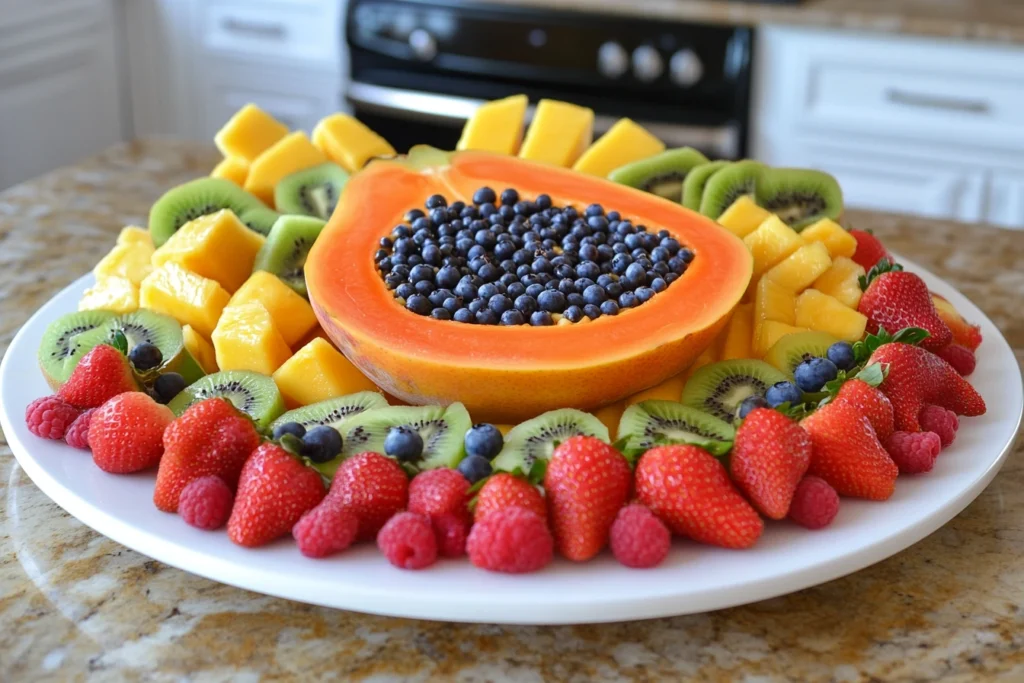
[{"x1": 987, "y1": 172, "x2": 1024, "y2": 230}]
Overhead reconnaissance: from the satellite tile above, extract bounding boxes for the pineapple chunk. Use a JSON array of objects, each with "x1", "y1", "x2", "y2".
[
  {"x1": 272, "y1": 337, "x2": 377, "y2": 407},
  {"x1": 312, "y1": 113, "x2": 396, "y2": 173},
  {"x1": 755, "y1": 277, "x2": 797, "y2": 326},
  {"x1": 720, "y1": 303, "x2": 754, "y2": 360},
  {"x1": 94, "y1": 242, "x2": 154, "y2": 285},
  {"x1": 211, "y1": 156, "x2": 250, "y2": 186},
  {"x1": 795, "y1": 289, "x2": 868, "y2": 342},
  {"x1": 593, "y1": 401, "x2": 625, "y2": 441},
  {"x1": 139, "y1": 263, "x2": 230, "y2": 339},
  {"x1": 293, "y1": 325, "x2": 330, "y2": 352},
  {"x1": 116, "y1": 226, "x2": 152, "y2": 248},
  {"x1": 79, "y1": 276, "x2": 138, "y2": 314},
  {"x1": 244, "y1": 131, "x2": 327, "y2": 205},
  {"x1": 151, "y1": 209, "x2": 265, "y2": 293},
  {"x1": 457, "y1": 94, "x2": 529, "y2": 155},
  {"x1": 754, "y1": 321, "x2": 811, "y2": 358},
  {"x1": 214, "y1": 104, "x2": 289, "y2": 163},
  {"x1": 229, "y1": 271, "x2": 317, "y2": 347},
  {"x1": 764, "y1": 242, "x2": 832, "y2": 292},
  {"x1": 813, "y1": 257, "x2": 866, "y2": 309},
  {"x1": 801, "y1": 218, "x2": 857, "y2": 259},
  {"x1": 717, "y1": 196, "x2": 771, "y2": 239},
  {"x1": 624, "y1": 372, "x2": 687, "y2": 405},
  {"x1": 572, "y1": 118, "x2": 665, "y2": 177},
  {"x1": 182, "y1": 324, "x2": 218, "y2": 374},
  {"x1": 213, "y1": 302, "x2": 293, "y2": 376},
  {"x1": 519, "y1": 99, "x2": 595, "y2": 167},
  {"x1": 742, "y1": 216, "x2": 804, "y2": 284}
]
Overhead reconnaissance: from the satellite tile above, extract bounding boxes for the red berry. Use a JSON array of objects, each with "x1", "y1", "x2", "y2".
[
  {"x1": 850, "y1": 229, "x2": 891, "y2": 271},
  {"x1": 25, "y1": 395, "x2": 80, "y2": 440},
  {"x1": 788, "y1": 476, "x2": 840, "y2": 530},
  {"x1": 858, "y1": 270, "x2": 952, "y2": 350},
  {"x1": 467, "y1": 506, "x2": 554, "y2": 574},
  {"x1": 57, "y1": 344, "x2": 139, "y2": 409},
  {"x1": 408, "y1": 468, "x2": 470, "y2": 524},
  {"x1": 432, "y1": 513, "x2": 469, "y2": 558},
  {"x1": 473, "y1": 473, "x2": 547, "y2": 522},
  {"x1": 918, "y1": 404, "x2": 959, "y2": 448},
  {"x1": 293, "y1": 498, "x2": 359, "y2": 558},
  {"x1": 377, "y1": 512, "x2": 438, "y2": 570},
  {"x1": 729, "y1": 409, "x2": 811, "y2": 520},
  {"x1": 328, "y1": 452, "x2": 409, "y2": 541},
  {"x1": 935, "y1": 344, "x2": 976, "y2": 377},
  {"x1": 63, "y1": 408, "x2": 96, "y2": 450},
  {"x1": 609, "y1": 504, "x2": 671, "y2": 569},
  {"x1": 885, "y1": 431, "x2": 941, "y2": 475},
  {"x1": 88, "y1": 392, "x2": 174, "y2": 474},
  {"x1": 178, "y1": 476, "x2": 234, "y2": 530},
  {"x1": 832, "y1": 379, "x2": 895, "y2": 442}
]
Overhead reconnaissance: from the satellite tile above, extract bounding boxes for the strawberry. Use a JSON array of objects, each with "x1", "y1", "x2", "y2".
[
  {"x1": 800, "y1": 401, "x2": 898, "y2": 501},
  {"x1": 931, "y1": 293, "x2": 983, "y2": 352},
  {"x1": 832, "y1": 379, "x2": 895, "y2": 441},
  {"x1": 850, "y1": 229, "x2": 891, "y2": 271},
  {"x1": 57, "y1": 344, "x2": 139, "y2": 409},
  {"x1": 635, "y1": 445, "x2": 763, "y2": 550},
  {"x1": 227, "y1": 442, "x2": 326, "y2": 547},
  {"x1": 328, "y1": 452, "x2": 409, "y2": 541},
  {"x1": 408, "y1": 468, "x2": 470, "y2": 524},
  {"x1": 857, "y1": 265, "x2": 952, "y2": 350},
  {"x1": 543, "y1": 436, "x2": 631, "y2": 561},
  {"x1": 730, "y1": 408, "x2": 811, "y2": 520},
  {"x1": 153, "y1": 398, "x2": 262, "y2": 512},
  {"x1": 473, "y1": 473, "x2": 547, "y2": 523},
  {"x1": 88, "y1": 392, "x2": 174, "y2": 474},
  {"x1": 869, "y1": 342, "x2": 986, "y2": 432}
]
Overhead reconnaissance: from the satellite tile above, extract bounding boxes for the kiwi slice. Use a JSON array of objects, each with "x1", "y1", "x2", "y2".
[
  {"x1": 38, "y1": 310, "x2": 117, "y2": 388},
  {"x1": 681, "y1": 161, "x2": 729, "y2": 210},
  {"x1": 618, "y1": 400, "x2": 735, "y2": 455},
  {"x1": 101, "y1": 310, "x2": 205, "y2": 384},
  {"x1": 252, "y1": 215, "x2": 327, "y2": 298},
  {"x1": 268, "y1": 392, "x2": 389, "y2": 432},
  {"x1": 491, "y1": 408, "x2": 609, "y2": 474},
  {"x1": 681, "y1": 359, "x2": 789, "y2": 425},
  {"x1": 699, "y1": 161, "x2": 766, "y2": 220},
  {"x1": 167, "y1": 370, "x2": 285, "y2": 429},
  {"x1": 756, "y1": 168, "x2": 844, "y2": 231},
  {"x1": 274, "y1": 162, "x2": 349, "y2": 220},
  {"x1": 149, "y1": 177, "x2": 266, "y2": 246},
  {"x1": 238, "y1": 205, "x2": 282, "y2": 237},
  {"x1": 763, "y1": 330, "x2": 841, "y2": 377},
  {"x1": 608, "y1": 147, "x2": 710, "y2": 202}
]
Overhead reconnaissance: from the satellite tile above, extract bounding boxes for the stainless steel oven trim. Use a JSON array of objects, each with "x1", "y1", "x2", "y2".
[{"x1": 347, "y1": 81, "x2": 739, "y2": 157}]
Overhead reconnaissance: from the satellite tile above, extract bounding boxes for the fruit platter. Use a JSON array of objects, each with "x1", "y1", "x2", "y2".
[{"x1": 2, "y1": 98, "x2": 1020, "y2": 624}]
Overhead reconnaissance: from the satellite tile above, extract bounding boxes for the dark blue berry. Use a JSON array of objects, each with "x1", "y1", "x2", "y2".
[
  {"x1": 425, "y1": 194, "x2": 446, "y2": 209},
  {"x1": 403, "y1": 210, "x2": 424, "y2": 223},
  {"x1": 737, "y1": 395, "x2": 770, "y2": 419},
  {"x1": 563, "y1": 305, "x2": 584, "y2": 322},
  {"x1": 473, "y1": 187, "x2": 496, "y2": 205},
  {"x1": 409, "y1": 264, "x2": 434, "y2": 283},
  {"x1": 500, "y1": 188, "x2": 519, "y2": 206},
  {"x1": 600, "y1": 300, "x2": 619, "y2": 316},
  {"x1": 302, "y1": 425, "x2": 343, "y2": 463},
  {"x1": 827, "y1": 342, "x2": 856, "y2": 371},
  {"x1": 478, "y1": 263, "x2": 500, "y2": 282},
  {"x1": 794, "y1": 357, "x2": 839, "y2": 392},
  {"x1": 464, "y1": 423, "x2": 504, "y2": 460},
  {"x1": 489, "y1": 294, "x2": 512, "y2": 315},
  {"x1": 500, "y1": 309, "x2": 525, "y2": 325},
  {"x1": 766, "y1": 381, "x2": 803, "y2": 407},
  {"x1": 679, "y1": 248, "x2": 695, "y2": 263},
  {"x1": 618, "y1": 291, "x2": 639, "y2": 308},
  {"x1": 431, "y1": 307, "x2": 451, "y2": 320},
  {"x1": 443, "y1": 297, "x2": 461, "y2": 314},
  {"x1": 530, "y1": 310, "x2": 554, "y2": 326},
  {"x1": 406, "y1": 294, "x2": 431, "y2": 315},
  {"x1": 635, "y1": 286, "x2": 655, "y2": 303},
  {"x1": 604, "y1": 281, "x2": 623, "y2": 298},
  {"x1": 454, "y1": 280, "x2": 477, "y2": 299},
  {"x1": 476, "y1": 309, "x2": 498, "y2": 325},
  {"x1": 583, "y1": 304, "x2": 601, "y2": 319},
  {"x1": 154, "y1": 372, "x2": 186, "y2": 404},
  {"x1": 624, "y1": 262, "x2": 647, "y2": 287},
  {"x1": 515, "y1": 294, "x2": 538, "y2": 315},
  {"x1": 384, "y1": 426, "x2": 423, "y2": 462},
  {"x1": 414, "y1": 280, "x2": 434, "y2": 295},
  {"x1": 585, "y1": 203, "x2": 603, "y2": 217},
  {"x1": 129, "y1": 342, "x2": 163, "y2": 371},
  {"x1": 537, "y1": 289, "x2": 566, "y2": 313},
  {"x1": 454, "y1": 308, "x2": 474, "y2": 323},
  {"x1": 272, "y1": 421, "x2": 306, "y2": 440},
  {"x1": 457, "y1": 454, "x2": 492, "y2": 484},
  {"x1": 435, "y1": 265, "x2": 460, "y2": 289}
]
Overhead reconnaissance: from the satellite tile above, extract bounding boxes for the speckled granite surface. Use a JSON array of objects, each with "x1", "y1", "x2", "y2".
[{"x1": 1, "y1": 140, "x2": 1023, "y2": 681}]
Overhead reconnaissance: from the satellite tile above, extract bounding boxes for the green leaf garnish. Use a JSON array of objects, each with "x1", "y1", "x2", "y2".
[
  {"x1": 109, "y1": 328, "x2": 129, "y2": 356},
  {"x1": 858, "y1": 260, "x2": 903, "y2": 291}
]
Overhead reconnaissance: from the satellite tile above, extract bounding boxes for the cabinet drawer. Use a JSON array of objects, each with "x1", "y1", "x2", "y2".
[{"x1": 200, "y1": 0, "x2": 339, "y2": 66}]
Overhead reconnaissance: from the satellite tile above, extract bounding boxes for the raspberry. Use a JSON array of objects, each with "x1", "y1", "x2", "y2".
[
  {"x1": 919, "y1": 404, "x2": 959, "y2": 447},
  {"x1": 179, "y1": 476, "x2": 234, "y2": 530},
  {"x1": 431, "y1": 512, "x2": 468, "y2": 558},
  {"x1": 408, "y1": 468, "x2": 470, "y2": 523},
  {"x1": 89, "y1": 392, "x2": 174, "y2": 474},
  {"x1": 609, "y1": 504, "x2": 671, "y2": 569},
  {"x1": 293, "y1": 498, "x2": 359, "y2": 558},
  {"x1": 467, "y1": 506, "x2": 553, "y2": 574},
  {"x1": 788, "y1": 476, "x2": 840, "y2": 530},
  {"x1": 63, "y1": 408, "x2": 96, "y2": 450},
  {"x1": 885, "y1": 431, "x2": 941, "y2": 475},
  {"x1": 935, "y1": 344, "x2": 976, "y2": 377},
  {"x1": 377, "y1": 512, "x2": 438, "y2": 569},
  {"x1": 25, "y1": 396, "x2": 80, "y2": 440}
]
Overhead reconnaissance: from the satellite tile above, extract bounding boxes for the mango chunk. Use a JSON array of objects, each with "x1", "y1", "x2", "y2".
[
  {"x1": 519, "y1": 99, "x2": 595, "y2": 167},
  {"x1": 717, "y1": 196, "x2": 771, "y2": 239},
  {"x1": 182, "y1": 324, "x2": 218, "y2": 374},
  {"x1": 214, "y1": 104, "x2": 289, "y2": 163},
  {"x1": 720, "y1": 303, "x2": 754, "y2": 360},
  {"x1": 593, "y1": 401, "x2": 625, "y2": 441},
  {"x1": 94, "y1": 242, "x2": 155, "y2": 285},
  {"x1": 152, "y1": 209, "x2": 265, "y2": 293},
  {"x1": 272, "y1": 337, "x2": 377, "y2": 407},
  {"x1": 79, "y1": 276, "x2": 138, "y2": 314},
  {"x1": 244, "y1": 131, "x2": 327, "y2": 206},
  {"x1": 211, "y1": 156, "x2": 250, "y2": 186},
  {"x1": 764, "y1": 241, "x2": 832, "y2": 292},
  {"x1": 743, "y1": 215, "x2": 804, "y2": 284},
  {"x1": 228, "y1": 271, "x2": 317, "y2": 347},
  {"x1": 139, "y1": 263, "x2": 230, "y2": 339},
  {"x1": 795, "y1": 289, "x2": 868, "y2": 342},
  {"x1": 572, "y1": 118, "x2": 665, "y2": 177},
  {"x1": 755, "y1": 277, "x2": 797, "y2": 326},
  {"x1": 213, "y1": 302, "x2": 292, "y2": 376},
  {"x1": 624, "y1": 372, "x2": 687, "y2": 406},
  {"x1": 754, "y1": 321, "x2": 811, "y2": 358},
  {"x1": 312, "y1": 113, "x2": 395, "y2": 173},
  {"x1": 813, "y1": 257, "x2": 865, "y2": 309},
  {"x1": 116, "y1": 226, "x2": 152, "y2": 248},
  {"x1": 458, "y1": 94, "x2": 529, "y2": 155},
  {"x1": 801, "y1": 218, "x2": 857, "y2": 259}
]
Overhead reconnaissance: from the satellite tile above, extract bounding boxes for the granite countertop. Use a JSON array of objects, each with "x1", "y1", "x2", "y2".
[{"x1": 1, "y1": 140, "x2": 1023, "y2": 681}]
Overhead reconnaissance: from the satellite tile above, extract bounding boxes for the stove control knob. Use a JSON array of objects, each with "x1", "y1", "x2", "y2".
[
  {"x1": 670, "y1": 49, "x2": 703, "y2": 87},
  {"x1": 632, "y1": 45, "x2": 663, "y2": 82},
  {"x1": 409, "y1": 28, "x2": 437, "y2": 61},
  {"x1": 597, "y1": 41, "x2": 629, "y2": 79}
]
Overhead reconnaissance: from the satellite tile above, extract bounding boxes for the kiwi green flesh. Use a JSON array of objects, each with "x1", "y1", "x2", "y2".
[
  {"x1": 238, "y1": 206, "x2": 281, "y2": 236},
  {"x1": 167, "y1": 371, "x2": 285, "y2": 430},
  {"x1": 756, "y1": 169, "x2": 843, "y2": 232},
  {"x1": 699, "y1": 161, "x2": 766, "y2": 219},
  {"x1": 253, "y1": 215, "x2": 327, "y2": 298},
  {"x1": 149, "y1": 177, "x2": 265, "y2": 247},
  {"x1": 681, "y1": 161, "x2": 729, "y2": 210},
  {"x1": 681, "y1": 359, "x2": 789, "y2": 425},
  {"x1": 38, "y1": 311, "x2": 116, "y2": 387},
  {"x1": 608, "y1": 148, "x2": 710, "y2": 202},
  {"x1": 763, "y1": 331, "x2": 841, "y2": 378},
  {"x1": 618, "y1": 400, "x2": 735, "y2": 452},
  {"x1": 274, "y1": 162, "x2": 349, "y2": 220},
  {"x1": 492, "y1": 408, "x2": 609, "y2": 474},
  {"x1": 269, "y1": 392, "x2": 389, "y2": 432}
]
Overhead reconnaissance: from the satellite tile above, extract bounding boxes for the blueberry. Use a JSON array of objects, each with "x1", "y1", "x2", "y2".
[
  {"x1": 302, "y1": 425, "x2": 343, "y2": 463},
  {"x1": 585, "y1": 203, "x2": 604, "y2": 217},
  {"x1": 476, "y1": 309, "x2": 499, "y2": 325},
  {"x1": 272, "y1": 421, "x2": 306, "y2": 441},
  {"x1": 129, "y1": 342, "x2": 163, "y2": 371},
  {"x1": 679, "y1": 248, "x2": 695, "y2": 263},
  {"x1": 597, "y1": 274, "x2": 615, "y2": 288},
  {"x1": 464, "y1": 423, "x2": 504, "y2": 460},
  {"x1": 794, "y1": 357, "x2": 839, "y2": 392},
  {"x1": 623, "y1": 262, "x2": 647, "y2": 288},
  {"x1": 611, "y1": 253, "x2": 632, "y2": 275},
  {"x1": 618, "y1": 291, "x2": 639, "y2": 308},
  {"x1": 409, "y1": 264, "x2": 434, "y2": 284},
  {"x1": 600, "y1": 300, "x2": 620, "y2": 316},
  {"x1": 478, "y1": 263, "x2": 500, "y2": 282},
  {"x1": 583, "y1": 304, "x2": 601, "y2": 319},
  {"x1": 530, "y1": 310, "x2": 554, "y2": 326},
  {"x1": 563, "y1": 305, "x2": 584, "y2": 322},
  {"x1": 154, "y1": 372, "x2": 186, "y2": 404},
  {"x1": 538, "y1": 289, "x2": 567, "y2": 313},
  {"x1": 577, "y1": 261, "x2": 601, "y2": 280},
  {"x1": 454, "y1": 308, "x2": 474, "y2": 323},
  {"x1": 765, "y1": 381, "x2": 803, "y2": 407},
  {"x1": 500, "y1": 188, "x2": 519, "y2": 206},
  {"x1": 532, "y1": 257, "x2": 553, "y2": 274},
  {"x1": 431, "y1": 307, "x2": 451, "y2": 320},
  {"x1": 384, "y1": 426, "x2": 423, "y2": 462},
  {"x1": 473, "y1": 187, "x2": 496, "y2": 205},
  {"x1": 403, "y1": 209, "x2": 424, "y2": 223},
  {"x1": 406, "y1": 294, "x2": 431, "y2": 315},
  {"x1": 827, "y1": 342, "x2": 856, "y2": 371},
  {"x1": 489, "y1": 294, "x2": 512, "y2": 315},
  {"x1": 737, "y1": 395, "x2": 770, "y2": 419},
  {"x1": 457, "y1": 454, "x2": 492, "y2": 484},
  {"x1": 434, "y1": 265, "x2": 460, "y2": 290},
  {"x1": 535, "y1": 194, "x2": 552, "y2": 210},
  {"x1": 454, "y1": 280, "x2": 477, "y2": 299},
  {"x1": 414, "y1": 280, "x2": 434, "y2": 295},
  {"x1": 425, "y1": 194, "x2": 447, "y2": 209},
  {"x1": 604, "y1": 281, "x2": 623, "y2": 299},
  {"x1": 525, "y1": 283, "x2": 544, "y2": 298},
  {"x1": 514, "y1": 294, "x2": 538, "y2": 315},
  {"x1": 499, "y1": 309, "x2": 524, "y2": 325},
  {"x1": 587, "y1": 215, "x2": 608, "y2": 232},
  {"x1": 635, "y1": 286, "x2": 655, "y2": 303},
  {"x1": 442, "y1": 296, "x2": 461, "y2": 314},
  {"x1": 428, "y1": 289, "x2": 448, "y2": 307}
]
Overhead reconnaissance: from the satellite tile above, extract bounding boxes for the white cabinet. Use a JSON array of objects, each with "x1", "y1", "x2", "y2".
[{"x1": 988, "y1": 172, "x2": 1024, "y2": 230}]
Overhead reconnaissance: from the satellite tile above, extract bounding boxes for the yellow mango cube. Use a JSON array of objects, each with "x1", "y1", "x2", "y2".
[
  {"x1": 743, "y1": 215, "x2": 805, "y2": 283},
  {"x1": 214, "y1": 104, "x2": 289, "y2": 163},
  {"x1": 754, "y1": 321, "x2": 811, "y2": 358},
  {"x1": 755, "y1": 277, "x2": 797, "y2": 326},
  {"x1": 519, "y1": 99, "x2": 595, "y2": 167},
  {"x1": 244, "y1": 131, "x2": 327, "y2": 206},
  {"x1": 813, "y1": 257, "x2": 866, "y2": 309},
  {"x1": 593, "y1": 401, "x2": 625, "y2": 441},
  {"x1": 229, "y1": 271, "x2": 317, "y2": 347},
  {"x1": 795, "y1": 289, "x2": 868, "y2": 342},
  {"x1": 272, "y1": 337, "x2": 377, "y2": 407},
  {"x1": 717, "y1": 196, "x2": 771, "y2": 239},
  {"x1": 211, "y1": 156, "x2": 250, "y2": 186},
  {"x1": 764, "y1": 241, "x2": 832, "y2": 292},
  {"x1": 801, "y1": 218, "x2": 857, "y2": 259},
  {"x1": 721, "y1": 303, "x2": 754, "y2": 360},
  {"x1": 152, "y1": 209, "x2": 265, "y2": 293},
  {"x1": 182, "y1": 325, "x2": 218, "y2": 374},
  {"x1": 94, "y1": 242, "x2": 154, "y2": 286},
  {"x1": 213, "y1": 302, "x2": 293, "y2": 376},
  {"x1": 312, "y1": 113, "x2": 396, "y2": 173},
  {"x1": 79, "y1": 276, "x2": 138, "y2": 314},
  {"x1": 457, "y1": 94, "x2": 529, "y2": 155},
  {"x1": 572, "y1": 118, "x2": 665, "y2": 177},
  {"x1": 140, "y1": 263, "x2": 230, "y2": 339},
  {"x1": 116, "y1": 226, "x2": 152, "y2": 248}
]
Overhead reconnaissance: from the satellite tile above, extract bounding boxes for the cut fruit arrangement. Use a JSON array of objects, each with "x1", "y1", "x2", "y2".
[{"x1": 26, "y1": 96, "x2": 988, "y2": 574}]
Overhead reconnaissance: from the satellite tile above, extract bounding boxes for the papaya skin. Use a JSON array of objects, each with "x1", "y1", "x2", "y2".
[{"x1": 306, "y1": 148, "x2": 752, "y2": 423}]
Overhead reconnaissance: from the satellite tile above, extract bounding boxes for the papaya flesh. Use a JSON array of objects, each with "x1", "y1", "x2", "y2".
[{"x1": 306, "y1": 147, "x2": 752, "y2": 423}]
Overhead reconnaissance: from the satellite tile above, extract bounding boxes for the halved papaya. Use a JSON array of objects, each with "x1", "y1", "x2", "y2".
[{"x1": 306, "y1": 147, "x2": 752, "y2": 422}]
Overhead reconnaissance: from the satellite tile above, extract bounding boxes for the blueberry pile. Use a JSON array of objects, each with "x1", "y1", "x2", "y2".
[{"x1": 375, "y1": 187, "x2": 694, "y2": 325}]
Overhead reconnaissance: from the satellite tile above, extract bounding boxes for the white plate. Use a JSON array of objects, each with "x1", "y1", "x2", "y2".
[{"x1": 2, "y1": 262, "x2": 1021, "y2": 625}]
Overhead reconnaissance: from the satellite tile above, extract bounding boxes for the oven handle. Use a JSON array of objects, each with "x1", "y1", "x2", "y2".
[{"x1": 347, "y1": 81, "x2": 739, "y2": 158}]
